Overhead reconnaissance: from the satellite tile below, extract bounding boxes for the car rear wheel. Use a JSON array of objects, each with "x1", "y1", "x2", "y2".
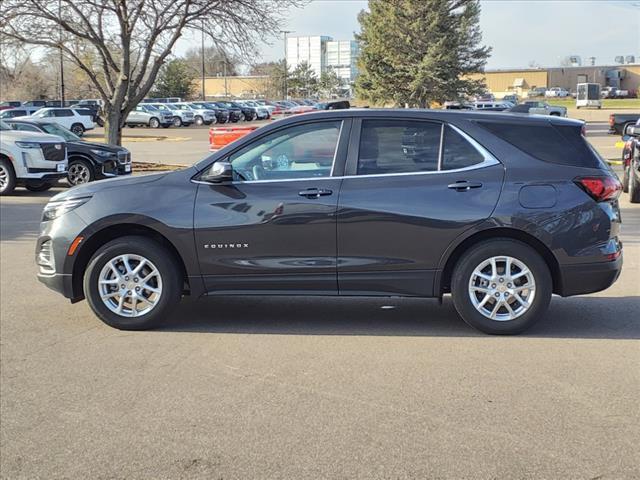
[
  {"x1": 84, "y1": 236, "x2": 182, "y2": 330},
  {"x1": 71, "y1": 123, "x2": 85, "y2": 136},
  {"x1": 451, "y1": 239, "x2": 552, "y2": 335},
  {"x1": 0, "y1": 158, "x2": 17, "y2": 195},
  {"x1": 67, "y1": 159, "x2": 94, "y2": 186},
  {"x1": 149, "y1": 117, "x2": 160, "y2": 129}
]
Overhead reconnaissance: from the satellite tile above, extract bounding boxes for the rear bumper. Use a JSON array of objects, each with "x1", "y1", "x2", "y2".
[{"x1": 558, "y1": 255, "x2": 623, "y2": 296}]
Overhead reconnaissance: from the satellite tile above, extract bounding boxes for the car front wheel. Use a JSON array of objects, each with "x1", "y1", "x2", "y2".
[
  {"x1": 451, "y1": 239, "x2": 552, "y2": 335},
  {"x1": 173, "y1": 117, "x2": 182, "y2": 127},
  {"x1": 25, "y1": 181, "x2": 53, "y2": 192},
  {"x1": 67, "y1": 159, "x2": 94, "y2": 186},
  {"x1": 149, "y1": 117, "x2": 160, "y2": 129},
  {"x1": 0, "y1": 158, "x2": 17, "y2": 195},
  {"x1": 83, "y1": 236, "x2": 182, "y2": 330}
]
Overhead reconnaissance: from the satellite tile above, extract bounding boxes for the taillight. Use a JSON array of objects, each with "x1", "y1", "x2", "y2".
[
  {"x1": 581, "y1": 124, "x2": 586, "y2": 137},
  {"x1": 608, "y1": 114, "x2": 614, "y2": 127},
  {"x1": 575, "y1": 176, "x2": 622, "y2": 202}
]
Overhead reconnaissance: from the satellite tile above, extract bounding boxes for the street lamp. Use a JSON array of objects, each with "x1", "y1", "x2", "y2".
[
  {"x1": 200, "y1": 21, "x2": 206, "y2": 100},
  {"x1": 280, "y1": 30, "x2": 293, "y2": 100}
]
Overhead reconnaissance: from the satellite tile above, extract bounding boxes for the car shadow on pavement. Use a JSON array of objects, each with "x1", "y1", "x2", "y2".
[{"x1": 159, "y1": 295, "x2": 640, "y2": 339}]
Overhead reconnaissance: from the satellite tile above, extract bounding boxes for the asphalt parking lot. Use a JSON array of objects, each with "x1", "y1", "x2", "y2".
[{"x1": 1, "y1": 122, "x2": 639, "y2": 478}]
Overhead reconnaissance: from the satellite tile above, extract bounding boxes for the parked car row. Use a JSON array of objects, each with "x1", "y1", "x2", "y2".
[{"x1": 0, "y1": 117, "x2": 131, "y2": 195}]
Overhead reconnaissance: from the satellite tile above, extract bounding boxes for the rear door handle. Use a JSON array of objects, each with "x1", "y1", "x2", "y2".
[
  {"x1": 448, "y1": 181, "x2": 483, "y2": 191},
  {"x1": 298, "y1": 188, "x2": 333, "y2": 198}
]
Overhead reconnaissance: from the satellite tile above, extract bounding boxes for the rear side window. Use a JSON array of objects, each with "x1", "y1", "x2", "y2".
[
  {"x1": 357, "y1": 120, "x2": 488, "y2": 175},
  {"x1": 358, "y1": 120, "x2": 441, "y2": 175},
  {"x1": 442, "y1": 126, "x2": 484, "y2": 170},
  {"x1": 54, "y1": 109, "x2": 73, "y2": 117},
  {"x1": 477, "y1": 121, "x2": 602, "y2": 168}
]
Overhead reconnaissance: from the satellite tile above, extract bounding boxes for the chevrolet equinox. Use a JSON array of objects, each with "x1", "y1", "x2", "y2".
[{"x1": 36, "y1": 110, "x2": 623, "y2": 334}]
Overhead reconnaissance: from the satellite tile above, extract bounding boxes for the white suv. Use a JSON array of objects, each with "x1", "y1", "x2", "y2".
[
  {"x1": 545, "y1": 87, "x2": 569, "y2": 98},
  {"x1": 17, "y1": 108, "x2": 94, "y2": 136},
  {"x1": 0, "y1": 120, "x2": 68, "y2": 194}
]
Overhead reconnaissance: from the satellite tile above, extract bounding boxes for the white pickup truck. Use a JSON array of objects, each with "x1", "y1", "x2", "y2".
[
  {"x1": 16, "y1": 108, "x2": 94, "y2": 136},
  {"x1": 0, "y1": 120, "x2": 68, "y2": 195}
]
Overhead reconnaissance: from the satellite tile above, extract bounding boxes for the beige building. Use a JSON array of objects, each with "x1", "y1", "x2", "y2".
[
  {"x1": 195, "y1": 76, "x2": 271, "y2": 99},
  {"x1": 470, "y1": 65, "x2": 640, "y2": 99}
]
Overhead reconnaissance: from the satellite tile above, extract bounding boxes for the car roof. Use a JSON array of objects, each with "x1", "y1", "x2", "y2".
[{"x1": 281, "y1": 108, "x2": 582, "y2": 126}]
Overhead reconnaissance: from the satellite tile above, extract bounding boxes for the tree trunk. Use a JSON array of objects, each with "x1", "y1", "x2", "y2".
[{"x1": 104, "y1": 109, "x2": 123, "y2": 145}]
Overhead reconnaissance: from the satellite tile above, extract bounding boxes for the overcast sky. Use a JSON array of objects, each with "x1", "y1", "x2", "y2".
[{"x1": 179, "y1": 0, "x2": 640, "y2": 70}]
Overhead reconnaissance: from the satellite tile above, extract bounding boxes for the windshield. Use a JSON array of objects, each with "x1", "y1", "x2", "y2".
[
  {"x1": 144, "y1": 105, "x2": 158, "y2": 111},
  {"x1": 40, "y1": 123, "x2": 80, "y2": 141},
  {"x1": 0, "y1": 120, "x2": 10, "y2": 131},
  {"x1": 175, "y1": 104, "x2": 192, "y2": 110}
]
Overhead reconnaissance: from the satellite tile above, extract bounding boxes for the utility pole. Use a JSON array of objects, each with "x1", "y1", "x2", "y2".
[
  {"x1": 58, "y1": 0, "x2": 65, "y2": 103},
  {"x1": 280, "y1": 30, "x2": 293, "y2": 99},
  {"x1": 201, "y1": 21, "x2": 206, "y2": 100}
]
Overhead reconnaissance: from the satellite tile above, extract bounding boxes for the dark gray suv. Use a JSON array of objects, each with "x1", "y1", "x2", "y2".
[{"x1": 36, "y1": 110, "x2": 623, "y2": 334}]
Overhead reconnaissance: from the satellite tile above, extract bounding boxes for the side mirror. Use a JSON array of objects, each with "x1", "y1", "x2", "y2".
[
  {"x1": 623, "y1": 124, "x2": 638, "y2": 137},
  {"x1": 201, "y1": 161, "x2": 233, "y2": 183}
]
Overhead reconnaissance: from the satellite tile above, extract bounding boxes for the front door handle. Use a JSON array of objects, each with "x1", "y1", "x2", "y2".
[
  {"x1": 448, "y1": 181, "x2": 483, "y2": 191},
  {"x1": 298, "y1": 188, "x2": 333, "y2": 199}
]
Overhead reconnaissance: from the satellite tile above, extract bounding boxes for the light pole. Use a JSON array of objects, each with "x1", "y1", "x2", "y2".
[
  {"x1": 201, "y1": 21, "x2": 206, "y2": 100},
  {"x1": 280, "y1": 30, "x2": 293, "y2": 99},
  {"x1": 58, "y1": 0, "x2": 65, "y2": 103}
]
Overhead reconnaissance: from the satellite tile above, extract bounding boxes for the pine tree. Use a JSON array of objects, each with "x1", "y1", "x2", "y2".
[
  {"x1": 150, "y1": 60, "x2": 196, "y2": 100},
  {"x1": 356, "y1": 0, "x2": 491, "y2": 107}
]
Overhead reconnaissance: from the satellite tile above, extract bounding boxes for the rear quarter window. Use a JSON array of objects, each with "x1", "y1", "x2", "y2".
[{"x1": 477, "y1": 121, "x2": 602, "y2": 168}]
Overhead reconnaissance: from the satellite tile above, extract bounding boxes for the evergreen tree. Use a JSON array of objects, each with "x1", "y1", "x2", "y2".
[
  {"x1": 356, "y1": 0, "x2": 491, "y2": 107},
  {"x1": 288, "y1": 61, "x2": 318, "y2": 97},
  {"x1": 150, "y1": 59, "x2": 196, "y2": 99},
  {"x1": 319, "y1": 69, "x2": 343, "y2": 98}
]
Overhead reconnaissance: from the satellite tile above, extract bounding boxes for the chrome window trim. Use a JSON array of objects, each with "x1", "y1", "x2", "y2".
[{"x1": 192, "y1": 121, "x2": 500, "y2": 186}]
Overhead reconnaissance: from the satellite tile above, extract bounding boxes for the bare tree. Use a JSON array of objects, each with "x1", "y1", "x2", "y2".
[{"x1": 0, "y1": 0, "x2": 303, "y2": 144}]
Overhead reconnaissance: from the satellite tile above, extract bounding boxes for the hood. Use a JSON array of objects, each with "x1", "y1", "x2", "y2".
[
  {"x1": 1, "y1": 128, "x2": 65, "y2": 144},
  {"x1": 71, "y1": 140, "x2": 127, "y2": 153},
  {"x1": 51, "y1": 171, "x2": 168, "y2": 202}
]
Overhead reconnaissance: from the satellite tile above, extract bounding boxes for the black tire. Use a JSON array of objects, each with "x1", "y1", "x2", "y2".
[
  {"x1": 194, "y1": 115, "x2": 204, "y2": 126},
  {"x1": 451, "y1": 239, "x2": 552, "y2": 335},
  {"x1": 71, "y1": 123, "x2": 85, "y2": 136},
  {"x1": 83, "y1": 236, "x2": 182, "y2": 330},
  {"x1": 67, "y1": 159, "x2": 95, "y2": 186},
  {"x1": 622, "y1": 165, "x2": 630, "y2": 193},
  {"x1": 96, "y1": 117, "x2": 105, "y2": 127},
  {"x1": 149, "y1": 117, "x2": 160, "y2": 129},
  {"x1": 630, "y1": 165, "x2": 640, "y2": 203},
  {"x1": 0, "y1": 158, "x2": 17, "y2": 195},
  {"x1": 173, "y1": 117, "x2": 182, "y2": 127},
  {"x1": 25, "y1": 181, "x2": 53, "y2": 192}
]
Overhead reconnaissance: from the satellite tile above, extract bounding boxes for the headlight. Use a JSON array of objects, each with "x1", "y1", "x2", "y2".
[
  {"x1": 90, "y1": 149, "x2": 114, "y2": 158},
  {"x1": 42, "y1": 196, "x2": 92, "y2": 221},
  {"x1": 15, "y1": 141, "x2": 41, "y2": 149}
]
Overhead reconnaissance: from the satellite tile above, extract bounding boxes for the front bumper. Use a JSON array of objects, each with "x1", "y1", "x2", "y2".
[
  {"x1": 37, "y1": 271, "x2": 75, "y2": 298},
  {"x1": 558, "y1": 255, "x2": 623, "y2": 296}
]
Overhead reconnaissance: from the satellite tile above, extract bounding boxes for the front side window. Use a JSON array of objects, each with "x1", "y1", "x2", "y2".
[
  {"x1": 226, "y1": 121, "x2": 342, "y2": 181},
  {"x1": 357, "y1": 119, "x2": 441, "y2": 175}
]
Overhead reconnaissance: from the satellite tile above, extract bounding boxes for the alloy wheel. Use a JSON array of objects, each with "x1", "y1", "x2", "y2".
[
  {"x1": 98, "y1": 254, "x2": 163, "y2": 317},
  {"x1": 0, "y1": 164, "x2": 8, "y2": 192},
  {"x1": 68, "y1": 162, "x2": 91, "y2": 185},
  {"x1": 468, "y1": 256, "x2": 536, "y2": 321}
]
